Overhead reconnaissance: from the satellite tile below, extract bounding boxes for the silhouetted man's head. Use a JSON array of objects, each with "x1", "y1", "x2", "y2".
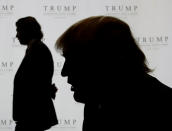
[
  {"x1": 56, "y1": 16, "x2": 151, "y2": 103},
  {"x1": 16, "y1": 16, "x2": 43, "y2": 45}
]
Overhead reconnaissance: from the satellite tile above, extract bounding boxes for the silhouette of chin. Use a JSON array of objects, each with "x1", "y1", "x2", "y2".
[
  {"x1": 19, "y1": 40, "x2": 27, "y2": 45},
  {"x1": 73, "y1": 92, "x2": 86, "y2": 103}
]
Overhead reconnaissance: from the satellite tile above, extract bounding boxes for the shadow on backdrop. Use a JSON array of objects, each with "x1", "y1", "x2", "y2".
[
  {"x1": 56, "y1": 16, "x2": 172, "y2": 130},
  {"x1": 13, "y1": 16, "x2": 58, "y2": 131}
]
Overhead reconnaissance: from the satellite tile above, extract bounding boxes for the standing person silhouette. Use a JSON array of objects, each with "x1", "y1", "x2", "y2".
[
  {"x1": 13, "y1": 16, "x2": 58, "y2": 131},
  {"x1": 55, "y1": 16, "x2": 172, "y2": 130}
]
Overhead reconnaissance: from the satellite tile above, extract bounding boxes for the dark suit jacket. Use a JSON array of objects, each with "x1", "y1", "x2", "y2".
[
  {"x1": 82, "y1": 74, "x2": 172, "y2": 130},
  {"x1": 13, "y1": 40, "x2": 58, "y2": 129}
]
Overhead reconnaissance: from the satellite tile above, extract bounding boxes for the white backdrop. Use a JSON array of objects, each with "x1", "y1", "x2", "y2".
[{"x1": 0, "y1": 0, "x2": 172, "y2": 131}]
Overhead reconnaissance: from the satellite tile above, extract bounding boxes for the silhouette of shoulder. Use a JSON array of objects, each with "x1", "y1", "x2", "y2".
[
  {"x1": 31, "y1": 41, "x2": 50, "y2": 52},
  {"x1": 145, "y1": 74, "x2": 172, "y2": 94}
]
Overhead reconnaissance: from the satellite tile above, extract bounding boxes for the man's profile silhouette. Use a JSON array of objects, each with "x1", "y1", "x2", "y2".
[
  {"x1": 56, "y1": 16, "x2": 172, "y2": 130},
  {"x1": 13, "y1": 16, "x2": 58, "y2": 131}
]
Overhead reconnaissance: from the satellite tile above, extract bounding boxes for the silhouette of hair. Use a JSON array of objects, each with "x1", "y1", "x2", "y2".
[
  {"x1": 16, "y1": 16, "x2": 43, "y2": 40},
  {"x1": 56, "y1": 16, "x2": 151, "y2": 74}
]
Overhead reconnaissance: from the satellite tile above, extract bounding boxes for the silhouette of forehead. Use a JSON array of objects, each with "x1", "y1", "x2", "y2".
[{"x1": 62, "y1": 46, "x2": 86, "y2": 58}]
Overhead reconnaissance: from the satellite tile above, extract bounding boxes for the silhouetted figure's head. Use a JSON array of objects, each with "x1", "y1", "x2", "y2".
[
  {"x1": 56, "y1": 16, "x2": 151, "y2": 103},
  {"x1": 16, "y1": 16, "x2": 43, "y2": 45}
]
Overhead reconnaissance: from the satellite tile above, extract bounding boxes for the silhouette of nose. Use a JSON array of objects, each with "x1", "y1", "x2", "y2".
[
  {"x1": 16, "y1": 32, "x2": 21, "y2": 39},
  {"x1": 61, "y1": 62, "x2": 68, "y2": 77},
  {"x1": 16, "y1": 33, "x2": 18, "y2": 38}
]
